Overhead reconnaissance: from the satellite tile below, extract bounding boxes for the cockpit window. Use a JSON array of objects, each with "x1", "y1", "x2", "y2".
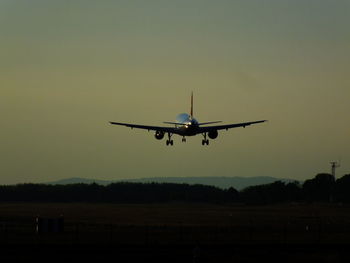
[{"x1": 175, "y1": 113, "x2": 190, "y2": 123}]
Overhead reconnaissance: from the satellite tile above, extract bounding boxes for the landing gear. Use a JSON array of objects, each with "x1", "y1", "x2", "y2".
[
  {"x1": 166, "y1": 132, "x2": 174, "y2": 146},
  {"x1": 182, "y1": 137, "x2": 186, "y2": 142},
  {"x1": 201, "y1": 133, "x2": 209, "y2": 145}
]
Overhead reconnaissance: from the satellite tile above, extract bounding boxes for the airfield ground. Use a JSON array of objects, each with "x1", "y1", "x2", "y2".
[{"x1": 0, "y1": 203, "x2": 349, "y2": 262}]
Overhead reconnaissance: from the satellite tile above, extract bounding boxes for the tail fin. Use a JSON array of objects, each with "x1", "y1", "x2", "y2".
[{"x1": 190, "y1": 92, "x2": 194, "y2": 118}]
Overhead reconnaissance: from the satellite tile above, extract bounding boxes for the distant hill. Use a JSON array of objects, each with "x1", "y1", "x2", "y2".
[
  {"x1": 46, "y1": 176, "x2": 299, "y2": 190},
  {"x1": 46, "y1": 177, "x2": 112, "y2": 186}
]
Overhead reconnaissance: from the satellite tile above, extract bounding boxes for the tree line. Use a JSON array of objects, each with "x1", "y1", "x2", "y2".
[{"x1": 0, "y1": 173, "x2": 350, "y2": 204}]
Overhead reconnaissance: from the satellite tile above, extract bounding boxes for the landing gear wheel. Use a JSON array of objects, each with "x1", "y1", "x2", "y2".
[
  {"x1": 166, "y1": 133, "x2": 174, "y2": 146},
  {"x1": 202, "y1": 139, "x2": 209, "y2": 145},
  {"x1": 201, "y1": 133, "x2": 209, "y2": 145},
  {"x1": 182, "y1": 137, "x2": 186, "y2": 142}
]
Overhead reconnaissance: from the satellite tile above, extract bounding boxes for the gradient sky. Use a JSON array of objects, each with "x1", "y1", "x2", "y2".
[{"x1": 1, "y1": 0, "x2": 349, "y2": 184}]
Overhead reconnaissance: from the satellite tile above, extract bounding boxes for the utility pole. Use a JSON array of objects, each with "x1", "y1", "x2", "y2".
[
  {"x1": 330, "y1": 161, "x2": 340, "y2": 181},
  {"x1": 329, "y1": 161, "x2": 340, "y2": 203}
]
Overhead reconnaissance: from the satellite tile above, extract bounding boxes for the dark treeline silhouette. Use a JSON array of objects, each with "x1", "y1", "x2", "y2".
[
  {"x1": 0, "y1": 174, "x2": 350, "y2": 204},
  {"x1": 0, "y1": 182, "x2": 233, "y2": 203}
]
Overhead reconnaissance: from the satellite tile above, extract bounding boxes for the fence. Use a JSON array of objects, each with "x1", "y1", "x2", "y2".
[{"x1": 1, "y1": 217, "x2": 350, "y2": 245}]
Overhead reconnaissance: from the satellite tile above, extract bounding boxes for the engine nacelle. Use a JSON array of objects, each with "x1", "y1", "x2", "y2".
[
  {"x1": 154, "y1": 130, "x2": 165, "y2": 140},
  {"x1": 208, "y1": 130, "x2": 218, "y2": 139}
]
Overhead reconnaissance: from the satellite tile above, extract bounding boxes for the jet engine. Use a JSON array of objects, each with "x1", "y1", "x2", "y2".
[
  {"x1": 154, "y1": 130, "x2": 165, "y2": 140},
  {"x1": 208, "y1": 130, "x2": 218, "y2": 139}
]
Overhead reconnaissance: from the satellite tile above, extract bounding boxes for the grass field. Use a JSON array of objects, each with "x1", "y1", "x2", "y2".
[{"x1": 1, "y1": 202, "x2": 350, "y2": 224}]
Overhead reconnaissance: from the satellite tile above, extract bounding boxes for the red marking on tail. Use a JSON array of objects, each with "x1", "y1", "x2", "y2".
[{"x1": 190, "y1": 92, "x2": 193, "y2": 118}]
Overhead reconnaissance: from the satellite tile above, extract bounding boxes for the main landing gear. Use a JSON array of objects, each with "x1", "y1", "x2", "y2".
[
  {"x1": 166, "y1": 132, "x2": 174, "y2": 146},
  {"x1": 202, "y1": 133, "x2": 209, "y2": 145},
  {"x1": 165, "y1": 134, "x2": 209, "y2": 146}
]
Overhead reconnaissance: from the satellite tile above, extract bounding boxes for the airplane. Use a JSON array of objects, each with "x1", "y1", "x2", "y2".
[{"x1": 109, "y1": 93, "x2": 267, "y2": 146}]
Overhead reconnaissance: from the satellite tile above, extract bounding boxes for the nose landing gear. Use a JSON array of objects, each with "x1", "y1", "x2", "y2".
[{"x1": 182, "y1": 137, "x2": 186, "y2": 142}]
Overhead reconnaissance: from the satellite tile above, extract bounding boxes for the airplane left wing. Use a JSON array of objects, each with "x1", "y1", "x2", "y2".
[
  {"x1": 198, "y1": 120, "x2": 267, "y2": 133},
  {"x1": 109, "y1": 122, "x2": 178, "y2": 133}
]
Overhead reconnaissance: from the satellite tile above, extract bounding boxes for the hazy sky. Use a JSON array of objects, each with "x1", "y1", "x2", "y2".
[{"x1": 1, "y1": 0, "x2": 349, "y2": 184}]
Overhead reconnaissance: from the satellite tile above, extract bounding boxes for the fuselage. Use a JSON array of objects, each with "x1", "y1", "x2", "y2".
[{"x1": 175, "y1": 113, "x2": 199, "y2": 136}]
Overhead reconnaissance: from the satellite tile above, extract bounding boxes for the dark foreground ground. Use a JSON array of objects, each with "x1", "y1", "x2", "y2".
[
  {"x1": 1, "y1": 203, "x2": 350, "y2": 262},
  {"x1": 1, "y1": 243, "x2": 348, "y2": 263}
]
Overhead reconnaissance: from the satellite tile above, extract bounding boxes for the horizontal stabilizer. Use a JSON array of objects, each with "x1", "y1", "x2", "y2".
[
  {"x1": 163, "y1": 122, "x2": 187, "y2": 125},
  {"x1": 198, "y1": 121, "x2": 222, "y2": 126}
]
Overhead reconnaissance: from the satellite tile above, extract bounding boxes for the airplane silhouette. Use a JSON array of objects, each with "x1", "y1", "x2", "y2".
[{"x1": 110, "y1": 93, "x2": 267, "y2": 146}]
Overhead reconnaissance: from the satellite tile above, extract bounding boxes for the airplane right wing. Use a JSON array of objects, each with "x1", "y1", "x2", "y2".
[{"x1": 109, "y1": 122, "x2": 179, "y2": 134}]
